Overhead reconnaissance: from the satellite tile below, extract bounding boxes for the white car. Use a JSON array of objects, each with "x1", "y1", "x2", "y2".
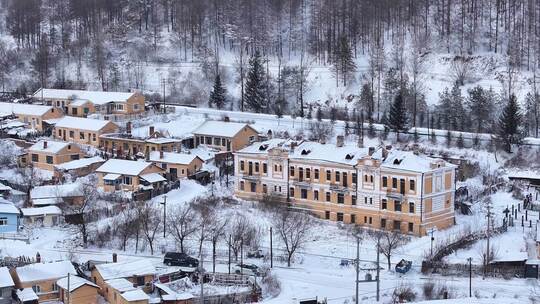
[{"x1": 234, "y1": 264, "x2": 260, "y2": 276}]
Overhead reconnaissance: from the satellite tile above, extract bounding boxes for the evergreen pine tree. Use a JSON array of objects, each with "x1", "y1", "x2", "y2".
[
  {"x1": 430, "y1": 130, "x2": 437, "y2": 144},
  {"x1": 387, "y1": 93, "x2": 409, "y2": 141},
  {"x1": 332, "y1": 35, "x2": 356, "y2": 86},
  {"x1": 244, "y1": 51, "x2": 267, "y2": 113},
  {"x1": 446, "y1": 130, "x2": 452, "y2": 147},
  {"x1": 209, "y1": 74, "x2": 227, "y2": 109},
  {"x1": 367, "y1": 118, "x2": 376, "y2": 138},
  {"x1": 307, "y1": 104, "x2": 313, "y2": 120},
  {"x1": 359, "y1": 82, "x2": 374, "y2": 116},
  {"x1": 497, "y1": 94, "x2": 523, "y2": 153},
  {"x1": 456, "y1": 133, "x2": 464, "y2": 148},
  {"x1": 473, "y1": 133, "x2": 480, "y2": 149},
  {"x1": 316, "y1": 106, "x2": 323, "y2": 121}
]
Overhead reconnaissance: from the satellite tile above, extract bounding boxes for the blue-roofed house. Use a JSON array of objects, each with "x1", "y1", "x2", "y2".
[{"x1": 0, "y1": 198, "x2": 20, "y2": 233}]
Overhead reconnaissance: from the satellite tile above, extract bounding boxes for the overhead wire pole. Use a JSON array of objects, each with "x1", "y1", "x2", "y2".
[
  {"x1": 468, "y1": 257, "x2": 472, "y2": 297},
  {"x1": 161, "y1": 195, "x2": 167, "y2": 238},
  {"x1": 376, "y1": 237, "x2": 380, "y2": 302},
  {"x1": 355, "y1": 236, "x2": 360, "y2": 304}
]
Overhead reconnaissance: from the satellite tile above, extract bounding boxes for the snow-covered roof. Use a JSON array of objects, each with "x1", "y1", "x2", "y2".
[
  {"x1": 0, "y1": 267, "x2": 14, "y2": 287},
  {"x1": 95, "y1": 259, "x2": 156, "y2": 280},
  {"x1": 106, "y1": 278, "x2": 136, "y2": 292},
  {"x1": 507, "y1": 170, "x2": 540, "y2": 180},
  {"x1": 103, "y1": 173, "x2": 121, "y2": 180},
  {"x1": 374, "y1": 149, "x2": 456, "y2": 173},
  {"x1": 33, "y1": 88, "x2": 136, "y2": 105},
  {"x1": 154, "y1": 283, "x2": 193, "y2": 301},
  {"x1": 0, "y1": 198, "x2": 19, "y2": 214},
  {"x1": 146, "y1": 137, "x2": 181, "y2": 144},
  {"x1": 237, "y1": 138, "x2": 291, "y2": 154},
  {"x1": 0, "y1": 183, "x2": 13, "y2": 191},
  {"x1": 96, "y1": 159, "x2": 154, "y2": 176},
  {"x1": 57, "y1": 275, "x2": 99, "y2": 292},
  {"x1": 16, "y1": 288, "x2": 38, "y2": 301},
  {"x1": 28, "y1": 140, "x2": 71, "y2": 154},
  {"x1": 121, "y1": 289, "x2": 150, "y2": 301},
  {"x1": 55, "y1": 156, "x2": 104, "y2": 171},
  {"x1": 31, "y1": 183, "x2": 82, "y2": 200},
  {"x1": 290, "y1": 142, "x2": 369, "y2": 166},
  {"x1": 70, "y1": 99, "x2": 90, "y2": 107},
  {"x1": 149, "y1": 151, "x2": 201, "y2": 165},
  {"x1": 192, "y1": 120, "x2": 253, "y2": 138},
  {"x1": 54, "y1": 116, "x2": 116, "y2": 131},
  {"x1": 21, "y1": 206, "x2": 62, "y2": 217},
  {"x1": 140, "y1": 173, "x2": 166, "y2": 183},
  {"x1": 0, "y1": 102, "x2": 53, "y2": 116},
  {"x1": 16, "y1": 260, "x2": 76, "y2": 282}
]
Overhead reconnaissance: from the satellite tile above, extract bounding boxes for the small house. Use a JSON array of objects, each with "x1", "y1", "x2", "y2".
[
  {"x1": 0, "y1": 198, "x2": 20, "y2": 233},
  {"x1": 54, "y1": 156, "x2": 105, "y2": 179},
  {"x1": 95, "y1": 159, "x2": 166, "y2": 193},
  {"x1": 0, "y1": 267, "x2": 15, "y2": 304},
  {"x1": 149, "y1": 151, "x2": 203, "y2": 181},
  {"x1": 30, "y1": 184, "x2": 83, "y2": 207},
  {"x1": 103, "y1": 278, "x2": 149, "y2": 304},
  {"x1": 192, "y1": 120, "x2": 259, "y2": 152},
  {"x1": 21, "y1": 206, "x2": 62, "y2": 227},
  {"x1": 0, "y1": 102, "x2": 63, "y2": 132},
  {"x1": 21, "y1": 140, "x2": 83, "y2": 172},
  {"x1": 53, "y1": 116, "x2": 119, "y2": 147},
  {"x1": 11, "y1": 260, "x2": 77, "y2": 302},
  {"x1": 91, "y1": 258, "x2": 156, "y2": 300},
  {"x1": 56, "y1": 275, "x2": 100, "y2": 304},
  {"x1": 100, "y1": 124, "x2": 182, "y2": 158},
  {"x1": 33, "y1": 88, "x2": 145, "y2": 118}
]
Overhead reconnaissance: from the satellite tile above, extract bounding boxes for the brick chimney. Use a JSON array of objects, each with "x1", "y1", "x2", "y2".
[
  {"x1": 336, "y1": 135, "x2": 344, "y2": 147},
  {"x1": 112, "y1": 253, "x2": 117, "y2": 263},
  {"x1": 43, "y1": 141, "x2": 47, "y2": 149},
  {"x1": 36, "y1": 252, "x2": 41, "y2": 263},
  {"x1": 149, "y1": 126, "x2": 155, "y2": 136},
  {"x1": 126, "y1": 121, "x2": 132, "y2": 135}
]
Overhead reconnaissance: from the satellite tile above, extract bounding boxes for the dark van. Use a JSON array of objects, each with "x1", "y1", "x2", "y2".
[{"x1": 163, "y1": 252, "x2": 199, "y2": 267}]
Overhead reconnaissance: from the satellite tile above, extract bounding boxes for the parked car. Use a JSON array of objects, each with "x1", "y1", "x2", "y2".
[
  {"x1": 247, "y1": 249, "x2": 264, "y2": 259},
  {"x1": 163, "y1": 252, "x2": 199, "y2": 267},
  {"x1": 234, "y1": 263, "x2": 260, "y2": 276},
  {"x1": 395, "y1": 259, "x2": 412, "y2": 274}
]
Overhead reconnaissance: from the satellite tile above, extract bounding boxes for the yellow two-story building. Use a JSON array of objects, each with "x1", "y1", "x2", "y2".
[{"x1": 234, "y1": 138, "x2": 457, "y2": 236}]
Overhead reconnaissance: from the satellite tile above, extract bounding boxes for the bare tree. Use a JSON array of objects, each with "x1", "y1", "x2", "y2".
[
  {"x1": 209, "y1": 216, "x2": 228, "y2": 273},
  {"x1": 369, "y1": 230, "x2": 409, "y2": 270},
  {"x1": 450, "y1": 56, "x2": 471, "y2": 86},
  {"x1": 226, "y1": 213, "x2": 259, "y2": 261},
  {"x1": 61, "y1": 175, "x2": 99, "y2": 247},
  {"x1": 168, "y1": 204, "x2": 198, "y2": 253},
  {"x1": 272, "y1": 210, "x2": 315, "y2": 267},
  {"x1": 139, "y1": 204, "x2": 162, "y2": 255},
  {"x1": 115, "y1": 207, "x2": 137, "y2": 252}
]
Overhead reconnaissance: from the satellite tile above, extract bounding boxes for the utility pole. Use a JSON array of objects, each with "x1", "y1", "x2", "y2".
[
  {"x1": 429, "y1": 228, "x2": 435, "y2": 257},
  {"x1": 355, "y1": 236, "x2": 360, "y2": 304},
  {"x1": 468, "y1": 257, "x2": 472, "y2": 297},
  {"x1": 228, "y1": 234, "x2": 231, "y2": 274},
  {"x1": 270, "y1": 227, "x2": 273, "y2": 268},
  {"x1": 376, "y1": 237, "x2": 380, "y2": 302},
  {"x1": 485, "y1": 200, "x2": 492, "y2": 276},
  {"x1": 200, "y1": 229, "x2": 204, "y2": 304},
  {"x1": 240, "y1": 238, "x2": 244, "y2": 275},
  {"x1": 160, "y1": 195, "x2": 167, "y2": 238},
  {"x1": 67, "y1": 272, "x2": 70, "y2": 304}
]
